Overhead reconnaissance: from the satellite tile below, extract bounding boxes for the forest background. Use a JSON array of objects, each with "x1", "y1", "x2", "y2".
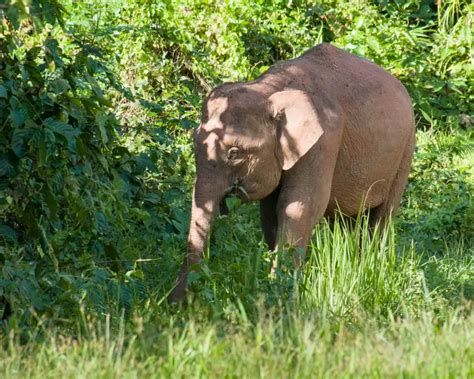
[{"x1": 0, "y1": 0, "x2": 473, "y2": 377}]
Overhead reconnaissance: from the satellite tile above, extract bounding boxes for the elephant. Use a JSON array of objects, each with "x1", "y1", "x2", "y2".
[{"x1": 169, "y1": 43, "x2": 415, "y2": 302}]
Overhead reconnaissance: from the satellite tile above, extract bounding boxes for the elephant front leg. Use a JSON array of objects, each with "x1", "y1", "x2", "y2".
[
  {"x1": 276, "y1": 176, "x2": 333, "y2": 267},
  {"x1": 276, "y1": 202, "x2": 316, "y2": 267}
]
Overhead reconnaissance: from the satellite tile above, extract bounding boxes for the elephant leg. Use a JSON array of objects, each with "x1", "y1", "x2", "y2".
[
  {"x1": 277, "y1": 197, "x2": 331, "y2": 266},
  {"x1": 259, "y1": 185, "x2": 281, "y2": 250},
  {"x1": 369, "y1": 132, "x2": 415, "y2": 230},
  {"x1": 276, "y1": 168, "x2": 335, "y2": 266}
]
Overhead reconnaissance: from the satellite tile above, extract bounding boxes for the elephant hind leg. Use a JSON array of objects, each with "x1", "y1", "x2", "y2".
[{"x1": 369, "y1": 132, "x2": 415, "y2": 229}]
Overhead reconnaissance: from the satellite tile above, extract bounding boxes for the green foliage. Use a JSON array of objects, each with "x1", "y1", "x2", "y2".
[
  {"x1": 0, "y1": 1, "x2": 165, "y2": 322},
  {"x1": 0, "y1": 0, "x2": 65, "y2": 30},
  {"x1": 400, "y1": 130, "x2": 474, "y2": 249},
  {"x1": 0, "y1": 3, "x2": 472, "y2": 374}
]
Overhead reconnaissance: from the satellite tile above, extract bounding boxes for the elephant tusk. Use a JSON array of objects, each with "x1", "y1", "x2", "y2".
[
  {"x1": 223, "y1": 179, "x2": 249, "y2": 200},
  {"x1": 225, "y1": 179, "x2": 241, "y2": 194},
  {"x1": 237, "y1": 185, "x2": 250, "y2": 200}
]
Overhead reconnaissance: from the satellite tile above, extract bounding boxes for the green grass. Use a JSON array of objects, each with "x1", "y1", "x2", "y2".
[{"x1": 1, "y1": 310, "x2": 473, "y2": 378}]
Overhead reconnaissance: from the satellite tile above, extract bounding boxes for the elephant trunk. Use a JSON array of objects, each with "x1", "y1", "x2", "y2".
[{"x1": 169, "y1": 180, "x2": 221, "y2": 302}]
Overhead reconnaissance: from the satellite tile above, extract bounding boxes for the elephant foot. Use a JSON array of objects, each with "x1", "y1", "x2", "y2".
[
  {"x1": 168, "y1": 269, "x2": 189, "y2": 303},
  {"x1": 168, "y1": 280, "x2": 187, "y2": 303}
]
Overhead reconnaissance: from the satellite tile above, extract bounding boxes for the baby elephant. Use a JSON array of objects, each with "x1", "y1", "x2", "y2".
[{"x1": 169, "y1": 43, "x2": 415, "y2": 301}]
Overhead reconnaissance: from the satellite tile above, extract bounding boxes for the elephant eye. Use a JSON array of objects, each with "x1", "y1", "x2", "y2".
[{"x1": 227, "y1": 147, "x2": 240, "y2": 160}]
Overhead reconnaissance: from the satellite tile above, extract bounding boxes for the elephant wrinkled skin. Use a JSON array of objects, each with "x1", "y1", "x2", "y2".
[{"x1": 169, "y1": 43, "x2": 415, "y2": 302}]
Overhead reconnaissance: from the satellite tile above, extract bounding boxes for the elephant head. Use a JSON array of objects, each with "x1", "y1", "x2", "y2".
[{"x1": 169, "y1": 84, "x2": 324, "y2": 301}]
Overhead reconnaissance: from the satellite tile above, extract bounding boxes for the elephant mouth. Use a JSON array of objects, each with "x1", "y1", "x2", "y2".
[
  {"x1": 220, "y1": 179, "x2": 250, "y2": 215},
  {"x1": 225, "y1": 179, "x2": 250, "y2": 200}
]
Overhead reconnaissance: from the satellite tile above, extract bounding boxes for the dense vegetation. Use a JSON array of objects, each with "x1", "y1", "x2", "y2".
[{"x1": 0, "y1": 0, "x2": 472, "y2": 376}]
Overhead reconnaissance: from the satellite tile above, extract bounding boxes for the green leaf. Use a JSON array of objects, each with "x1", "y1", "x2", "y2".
[
  {"x1": 0, "y1": 178, "x2": 9, "y2": 191},
  {"x1": 44, "y1": 118, "x2": 80, "y2": 140},
  {"x1": 76, "y1": 136, "x2": 87, "y2": 158},
  {"x1": 96, "y1": 112, "x2": 109, "y2": 145},
  {"x1": 11, "y1": 127, "x2": 32, "y2": 157},
  {"x1": 44, "y1": 38, "x2": 64, "y2": 67},
  {"x1": 9, "y1": 97, "x2": 28, "y2": 128},
  {"x1": 49, "y1": 78, "x2": 70, "y2": 95},
  {"x1": 187, "y1": 271, "x2": 202, "y2": 285},
  {"x1": 5, "y1": 3, "x2": 22, "y2": 29},
  {"x1": 27, "y1": 46, "x2": 42, "y2": 60},
  {"x1": 0, "y1": 225, "x2": 17, "y2": 243},
  {"x1": 225, "y1": 197, "x2": 242, "y2": 211},
  {"x1": 367, "y1": 36, "x2": 381, "y2": 53},
  {"x1": 0, "y1": 86, "x2": 7, "y2": 99},
  {"x1": 95, "y1": 211, "x2": 109, "y2": 233},
  {"x1": 0, "y1": 155, "x2": 15, "y2": 177}
]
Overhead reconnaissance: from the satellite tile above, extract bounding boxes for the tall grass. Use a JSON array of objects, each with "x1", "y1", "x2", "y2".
[
  {"x1": 301, "y1": 218, "x2": 424, "y2": 319},
  {"x1": 181, "y1": 211, "x2": 428, "y2": 323}
]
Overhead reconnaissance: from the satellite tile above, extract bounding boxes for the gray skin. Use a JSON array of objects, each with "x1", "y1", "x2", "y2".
[{"x1": 169, "y1": 43, "x2": 415, "y2": 302}]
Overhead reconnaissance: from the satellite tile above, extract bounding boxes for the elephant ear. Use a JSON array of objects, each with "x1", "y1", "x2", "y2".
[{"x1": 269, "y1": 90, "x2": 324, "y2": 170}]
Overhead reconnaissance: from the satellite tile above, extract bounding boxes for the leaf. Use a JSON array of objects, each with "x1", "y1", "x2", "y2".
[
  {"x1": 0, "y1": 225, "x2": 17, "y2": 243},
  {"x1": 133, "y1": 155, "x2": 154, "y2": 174},
  {"x1": 187, "y1": 271, "x2": 201, "y2": 285},
  {"x1": 0, "y1": 155, "x2": 15, "y2": 177},
  {"x1": 143, "y1": 192, "x2": 160, "y2": 205},
  {"x1": 0, "y1": 86, "x2": 7, "y2": 99},
  {"x1": 44, "y1": 38, "x2": 64, "y2": 67},
  {"x1": 118, "y1": 283, "x2": 133, "y2": 312},
  {"x1": 128, "y1": 208, "x2": 151, "y2": 222},
  {"x1": 43, "y1": 118, "x2": 80, "y2": 140},
  {"x1": 95, "y1": 211, "x2": 109, "y2": 234},
  {"x1": 76, "y1": 136, "x2": 87, "y2": 158},
  {"x1": 49, "y1": 78, "x2": 70, "y2": 95},
  {"x1": 27, "y1": 47, "x2": 42, "y2": 60},
  {"x1": 367, "y1": 36, "x2": 381, "y2": 53},
  {"x1": 0, "y1": 178, "x2": 9, "y2": 191},
  {"x1": 5, "y1": 3, "x2": 22, "y2": 29},
  {"x1": 225, "y1": 197, "x2": 242, "y2": 211},
  {"x1": 95, "y1": 112, "x2": 109, "y2": 145},
  {"x1": 9, "y1": 97, "x2": 28, "y2": 128},
  {"x1": 11, "y1": 127, "x2": 32, "y2": 157}
]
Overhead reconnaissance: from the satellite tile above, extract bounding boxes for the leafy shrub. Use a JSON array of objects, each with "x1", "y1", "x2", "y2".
[{"x1": 0, "y1": 1, "x2": 156, "y2": 323}]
